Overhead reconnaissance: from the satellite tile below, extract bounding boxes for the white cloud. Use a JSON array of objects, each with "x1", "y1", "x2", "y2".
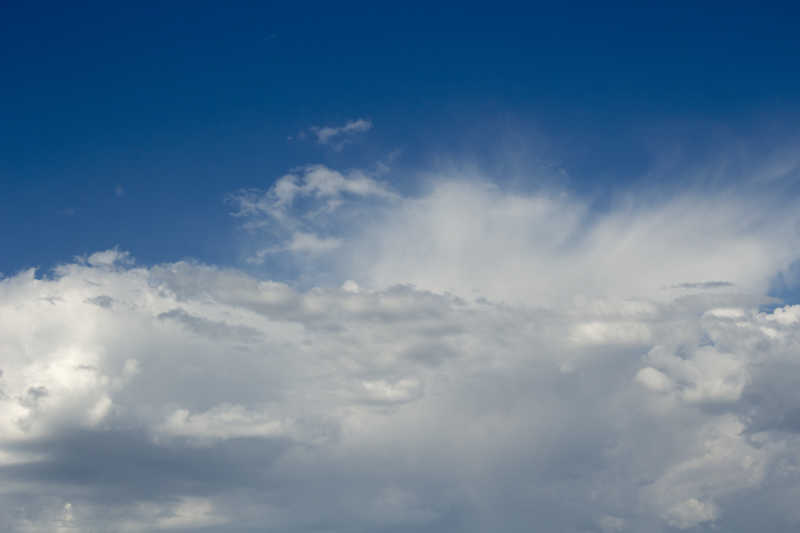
[
  {"x1": 2, "y1": 247, "x2": 800, "y2": 531},
  {"x1": 345, "y1": 180, "x2": 799, "y2": 306},
  {"x1": 310, "y1": 118, "x2": 372, "y2": 149},
  {"x1": 247, "y1": 232, "x2": 343, "y2": 263},
  {"x1": 287, "y1": 231, "x2": 342, "y2": 253},
  {"x1": 156, "y1": 404, "x2": 288, "y2": 444},
  {"x1": 6, "y1": 149, "x2": 800, "y2": 532},
  {"x1": 230, "y1": 165, "x2": 397, "y2": 267},
  {"x1": 83, "y1": 247, "x2": 133, "y2": 268},
  {"x1": 664, "y1": 498, "x2": 718, "y2": 529},
  {"x1": 360, "y1": 377, "x2": 423, "y2": 405},
  {"x1": 635, "y1": 366, "x2": 673, "y2": 392},
  {"x1": 230, "y1": 165, "x2": 396, "y2": 225}
]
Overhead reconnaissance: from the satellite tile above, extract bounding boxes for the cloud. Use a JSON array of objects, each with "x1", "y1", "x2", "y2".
[
  {"x1": 79, "y1": 247, "x2": 133, "y2": 268},
  {"x1": 155, "y1": 404, "x2": 288, "y2": 444},
  {"x1": 339, "y1": 180, "x2": 799, "y2": 308},
  {"x1": 670, "y1": 281, "x2": 735, "y2": 289},
  {"x1": 247, "y1": 232, "x2": 343, "y2": 264},
  {"x1": 2, "y1": 242, "x2": 800, "y2": 531},
  {"x1": 229, "y1": 165, "x2": 397, "y2": 266},
  {"x1": 5, "y1": 141, "x2": 800, "y2": 532},
  {"x1": 309, "y1": 118, "x2": 372, "y2": 149},
  {"x1": 230, "y1": 164, "x2": 397, "y2": 223}
]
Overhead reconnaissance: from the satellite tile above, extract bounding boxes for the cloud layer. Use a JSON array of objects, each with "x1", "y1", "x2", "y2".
[{"x1": 3, "y1": 166, "x2": 800, "y2": 531}]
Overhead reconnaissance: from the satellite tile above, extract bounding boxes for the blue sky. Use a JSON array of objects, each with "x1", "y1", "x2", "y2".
[
  {"x1": 3, "y1": 3, "x2": 800, "y2": 274},
  {"x1": 5, "y1": 5, "x2": 800, "y2": 532}
]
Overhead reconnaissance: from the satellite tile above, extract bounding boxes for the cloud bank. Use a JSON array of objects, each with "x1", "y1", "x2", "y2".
[{"x1": 4, "y1": 163, "x2": 800, "y2": 531}]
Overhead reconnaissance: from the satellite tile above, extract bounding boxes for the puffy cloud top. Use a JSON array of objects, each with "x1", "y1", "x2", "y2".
[
  {"x1": 2, "y1": 246, "x2": 800, "y2": 531},
  {"x1": 4, "y1": 161, "x2": 800, "y2": 531}
]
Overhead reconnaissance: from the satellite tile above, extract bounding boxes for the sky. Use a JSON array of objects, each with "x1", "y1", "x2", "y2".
[{"x1": 3, "y1": 3, "x2": 800, "y2": 532}]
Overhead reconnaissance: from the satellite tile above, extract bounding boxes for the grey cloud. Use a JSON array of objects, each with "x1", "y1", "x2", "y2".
[
  {"x1": 671, "y1": 281, "x2": 735, "y2": 289},
  {"x1": 86, "y1": 295, "x2": 114, "y2": 308},
  {"x1": 157, "y1": 308, "x2": 263, "y2": 342},
  {"x1": 26, "y1": 386, "x2": 48, "y2": 400}
]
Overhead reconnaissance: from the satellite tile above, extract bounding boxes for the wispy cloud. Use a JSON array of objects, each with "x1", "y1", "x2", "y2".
[
  {"x1": 312, "y1": 118, "x2": 372, "y2": 143},
  {"x1": 301, "y1": 118, "x2": 372, "y2": 150},
  {"x1": 246, "y1": 232, "x2": 343, "y2": 264},
  {"x1": 231, "y1": 164, "x2": 396, "y2": 220},
  {"x1": 229, "y1": 164, "x2": 397, "y2": 264}
]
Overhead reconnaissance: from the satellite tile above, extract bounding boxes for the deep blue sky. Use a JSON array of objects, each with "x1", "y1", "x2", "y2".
[{"x1": 2, "y1": 3, "x2": 800, "y2": 275}]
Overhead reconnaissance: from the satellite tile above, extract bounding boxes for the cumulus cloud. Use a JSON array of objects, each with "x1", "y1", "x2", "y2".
[
  {"x1": 2, "y1": 239, "x2": 800, "y2": 531},
  {"x1": 5, "y1": 151, "x2": 800, "y2": 531},
  {"x1": 81, "y1": 247, "x2": 133, "y2": 268}
]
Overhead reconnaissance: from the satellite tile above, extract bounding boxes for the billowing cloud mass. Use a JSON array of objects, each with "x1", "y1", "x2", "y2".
[{"x1": 3, "y1": 168, "x2": 800, "y2": 532}]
